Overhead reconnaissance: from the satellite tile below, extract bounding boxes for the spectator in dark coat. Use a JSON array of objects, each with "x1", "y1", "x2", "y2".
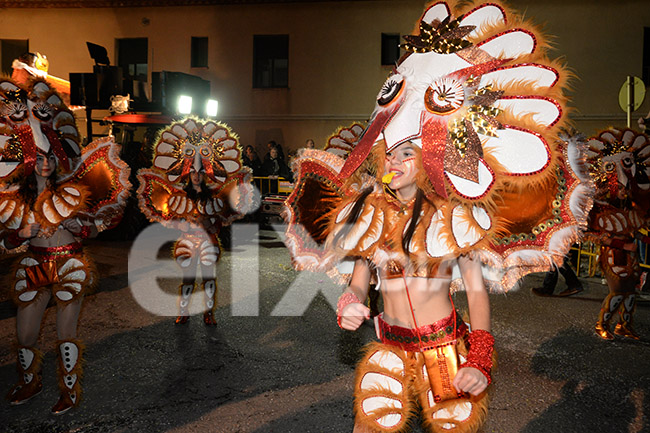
[
  {"x1": 262, "y1": 146, "x2": 293, "y2": 181},
  {"x1": 243, "y1": 145, "x2": 263, "y2": 176}
]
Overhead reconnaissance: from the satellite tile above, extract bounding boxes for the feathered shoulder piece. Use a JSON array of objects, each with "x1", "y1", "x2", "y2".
[
  {"x1": 0, "y1": 136, "x2": 131, "y2": 235},
  {"x1": 58, "y1": 136, "x2": 132, "y2": 232}
]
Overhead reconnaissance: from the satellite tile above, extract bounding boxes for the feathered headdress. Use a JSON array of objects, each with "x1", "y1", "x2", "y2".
[
  {"x1": 340, "y1": 0, "x2": 569, "y2": 205},
  {"x1": 0, "y1": 78, "x2": 81, "y2": 180},
  {"x1": 149, "y1": 117, "x2": 245, "y2": 188}
]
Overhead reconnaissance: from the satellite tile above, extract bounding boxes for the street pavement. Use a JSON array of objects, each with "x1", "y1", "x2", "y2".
[{"x1": 0, "y1": 225, "x2": 649, "y2": 433}]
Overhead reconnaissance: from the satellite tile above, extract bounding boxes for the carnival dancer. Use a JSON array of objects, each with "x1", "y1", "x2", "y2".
[
  {"x1": 0, "y1": 78, "x2": 131, "y2": 414},
  {"x1": 586, "y1": 128, "x2": 650, "y2": 340},
  {"x1": 137, "y1": 118, "x2": 255, "y2": 325},
  {"x1": 284, "y1": 1, "x2": 593, "y2": 431}
]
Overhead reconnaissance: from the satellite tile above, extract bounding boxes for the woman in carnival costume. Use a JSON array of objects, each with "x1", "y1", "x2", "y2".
[
  {"x1": 586, "y1": 128, "x2": 650, "y2": 340},
  {"x1": 284, "y1": 1, "x2": 593, "y2": 431},
  {"x1": 0, "y1": 78, "x2": 131, "y2": 414},
  {"x1": 137, "y1": 118, "x2": 255, "y2": 325}
]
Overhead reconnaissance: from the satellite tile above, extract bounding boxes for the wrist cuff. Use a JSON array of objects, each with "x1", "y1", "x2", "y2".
[
  {"x1": 336, "y1": 292, "x2": 362, "y2": 328},
  {"x1": 8, "y1": 231, "x2": 27, "y2": 247},
  {"x1": 77, "y1": 225, "x2": 92, "y2": 239},
  {"x1": 460, "y1": 329, "x2": 495, "y2": 385}
]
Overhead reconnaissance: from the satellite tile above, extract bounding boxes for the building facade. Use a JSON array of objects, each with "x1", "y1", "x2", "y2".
[{"x1": 0, "y1": 0, "x2": 649, "y2": 156}]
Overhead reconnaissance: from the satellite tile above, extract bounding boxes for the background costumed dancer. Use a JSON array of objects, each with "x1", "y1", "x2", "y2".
[
  {"x1": 586, "y1": 127, "x2": 650, "y2": 340},
  {"x1": 284, "y1": 1, "x2": 593, "y2": 432},
  {"x1": 0, "y1": 78, "x2": 131, "y2": 414},
  {"x1": 137, "y1": 118, "x2": 255, "y2": 325}
]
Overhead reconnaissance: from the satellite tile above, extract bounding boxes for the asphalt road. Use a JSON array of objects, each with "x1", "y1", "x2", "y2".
[{"x1": 1, "y1": 225, "x2": 649, "y2": 433}]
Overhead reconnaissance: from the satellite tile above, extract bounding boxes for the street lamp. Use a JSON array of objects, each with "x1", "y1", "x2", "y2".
[
  {"x1": 178, "y1": 95, "x2": 192, "y2": 114},
  {"x1": 206, "y1": 99, "x2": 219, "y2": 117}
]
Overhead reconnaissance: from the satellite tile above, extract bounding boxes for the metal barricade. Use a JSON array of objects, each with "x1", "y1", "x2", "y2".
[{"x1": 572, "y1": 241, "x2": 600, "y2": 278}]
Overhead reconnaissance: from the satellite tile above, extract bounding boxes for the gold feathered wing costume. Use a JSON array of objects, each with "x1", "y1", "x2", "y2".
[
  {"x1": 136, "y1": 118, "x2": 256, "y2": 230},
  {"x1": 285, "y1": 0, "x2": 593, "y2": 293},
  {"x1": 586, "y1": 127, "x2": 650, "y2": 339},
  {"x1": 0, "y1": 78, "x2": 131, "y2": 244}
]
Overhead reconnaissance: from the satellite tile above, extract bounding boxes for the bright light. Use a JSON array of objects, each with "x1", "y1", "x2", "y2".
[
  {"x1": 206, "y1": 99, "x2": 219, "y2": 117},
  {"x1": 178, "y1": 95, "x2": 192, "y2": 114}
]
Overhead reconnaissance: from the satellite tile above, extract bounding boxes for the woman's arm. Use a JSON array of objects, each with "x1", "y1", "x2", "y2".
[
  {"x1": 459, "y1": 255, "x2": 490, "y2": 331},
  {"x1": 453, "y1": 255, "x2": 494, "y2": 396},
  {"x1": 337, "y1": 258, "x2": 372, "y2": 331},
  {"x1": 62, "y1": 218, "x2": 98, "y2": 239}
]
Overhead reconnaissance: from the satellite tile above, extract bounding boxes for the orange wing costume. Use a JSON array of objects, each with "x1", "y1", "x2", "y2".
[
  {"x1": 586, "y1": 127, "x2": 650, "y2": 340},
  {"x1": 285, "y1": 0, "x2": 594, "y2": 293},
  {"x1": 136, "y1": 118, "x2": 256, "y2": 324}
]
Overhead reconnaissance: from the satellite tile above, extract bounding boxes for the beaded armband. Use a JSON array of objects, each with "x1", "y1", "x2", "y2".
[
  {"x1": 336, "y1": 292, "x2": 362, "y2": 328},
  {"x1": 7, "y1": 231, "x2": 28, "y2": 248},
  {"x1": 77, "y1": 225, "x2": 92, "y2": 239},
  {"x1": 459, "y1": 329, "x2": 495, "y2": 385}
]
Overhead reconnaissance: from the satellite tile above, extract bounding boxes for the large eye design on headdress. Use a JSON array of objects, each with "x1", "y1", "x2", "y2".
[
  {"x1": 377, "y1": 74, "x2": 405, "y2": 106},
  {"x1": 183, "y1": 145, "x2": 196, "y2": 158},
  {"x1": 424, "y1": 77, "x2": 465, "y2": 114},
  {"x1": 4, "y1": 100, "x2": 28, "y2": 122},
  {"x1": 31, "y1": 101, "x2": 54, "y2": 122},
  {"x1": 620, "y1": 155, "x2": 634, "y2": 169},
  {"x1": 199, "y1": 144, "x2": 212, "y2": 158}
]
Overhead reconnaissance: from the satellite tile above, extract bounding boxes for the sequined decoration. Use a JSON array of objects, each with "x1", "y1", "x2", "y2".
[
  {"x1": 401, "y1": 15, "x2": 475, "y2": 55},
  {"x1": 444, "y1": 118, "x2": 482, "y2": 182},
  {"x1": 496, "y1": 166, "x2": 567, "y2": 245},
  {"x1": 0, "y1": 135, "x2": 24, "y2": 161}
]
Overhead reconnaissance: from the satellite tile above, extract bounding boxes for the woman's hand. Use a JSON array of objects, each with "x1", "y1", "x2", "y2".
[
  {"x1": 338, "y1": 302, "x2": 370, "y2": 331},
  {"x1": 62, "y1": 218, "x2": 83, "y2": 234},
  {"x1": 18, "y1": 223, "x2": 40, "y2": 239},
  {"x1": 453, "y1": 366, "x2": 488, "y2": 396}
]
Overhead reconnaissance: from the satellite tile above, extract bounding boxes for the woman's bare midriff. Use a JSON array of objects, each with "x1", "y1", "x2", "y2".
[
  {"x1": 380, "y1": 276, "x2": 453, "y2": 328},
  {"x1": 30, "y1": 226, "x2": 77, "y2": 248}
]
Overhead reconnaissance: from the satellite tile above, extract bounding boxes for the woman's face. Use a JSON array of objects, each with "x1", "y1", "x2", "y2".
[
  {"x1": 190, "y1": 169, "x2": 204, "y2": 187},
  {"x1": 35, "y1": 153, "x2": 57, "y2": 178},
  {"x1": 384, "y1": 141, "x2": 418, "y2": 200},
  {"x1": 246, "y1": 147, "x2": 255, "y2": 158}
]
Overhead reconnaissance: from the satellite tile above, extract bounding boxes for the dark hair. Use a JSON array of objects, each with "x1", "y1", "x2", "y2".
[
  {"x1": 19, "y1": 159, "x2": 58, "y2": 207},
  {"x1": 333, "y1": 187, "x2": 426, "y2": 256},
  {"x1": 401, "y1": 188, "x2": 425, "y2": 254},
  {"x1": 332, "y1": 187, "x2": 373, "y2": 248},
  {"x1": 184, "y1": 177, "x2": 212, "y2": 203}
]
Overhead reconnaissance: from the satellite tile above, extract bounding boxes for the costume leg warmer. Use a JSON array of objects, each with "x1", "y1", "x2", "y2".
[
  {"x1": 176, "y1": 282, "x2": 195, "y2": 324},
  {"x1": 595, "y1": 293, "x2": 623, "y2": 340},
  {"x1": 52, "y1": 339, "x2": 83, "y2": 415},
  {"x1": 6, "y1": 346, "x2": 43, "y2": 405},
  {"x1": 614, "y1": 293, "x2": 639, "y2": 339},
  {"x1": 354, "y1": 342, "x2": 416, "y2": 433},
  {"x1": 417, "y1": 336, "x2": 492, "y2": 433},
  {"x1": 202, "y1": 279, "x2": 218, "y2": 325}
]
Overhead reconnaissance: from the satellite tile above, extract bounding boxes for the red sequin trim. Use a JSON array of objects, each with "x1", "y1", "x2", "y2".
[
  {"x1": 377, "y1": 312, "x2": 469, "y2": 352},
  {"x1": 29, "y1": 242, "x2": 83, "y2": 260},
  {"x1": 459, "y1": 328, "x2": 494, "y2": 384}
]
